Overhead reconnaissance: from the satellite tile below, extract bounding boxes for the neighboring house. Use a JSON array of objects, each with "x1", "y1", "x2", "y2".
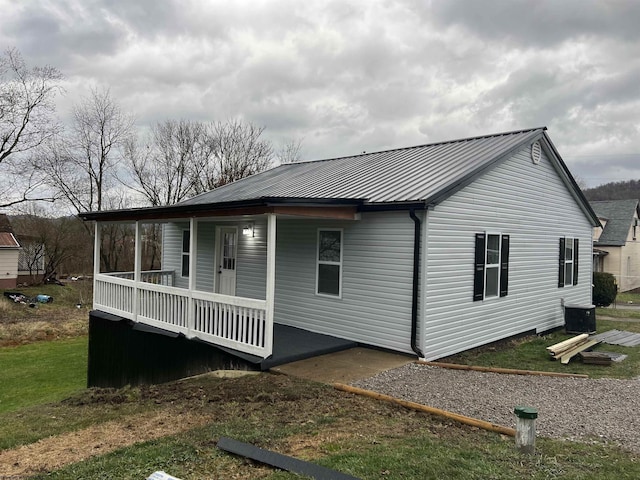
[
  {"x1": 591, "y1": 199, "x2": 640, "y2": 292},
  {"x1": 80, "y1": 127, "x2": 599, "y2": 387},
  {"x1": 0, "y1": 214, "x2": 22, "y2": 289}
]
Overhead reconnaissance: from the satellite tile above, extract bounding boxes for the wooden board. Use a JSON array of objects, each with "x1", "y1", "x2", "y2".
[
  {"x1": 559, "y1": 339, "x2": 601, "y2": 364},
  {"x1": 579, "y1": 351, "x2": 612, "y2": 366},
  {"x1": 546, "y1": 334, "x2": 588, "y2": 355}
]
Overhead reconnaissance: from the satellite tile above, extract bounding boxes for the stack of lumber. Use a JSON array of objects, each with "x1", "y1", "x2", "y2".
[
  {"x1": 579, "y1": 351, "x2": 613, "y2": 366},
  {"x1": 546, "y1": 334, "x2": 601, "y2": 364}
]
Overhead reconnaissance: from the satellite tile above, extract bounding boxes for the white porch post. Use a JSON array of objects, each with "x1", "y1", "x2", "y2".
[
  {"x1": 93, "y1": 222, "x2": 101, "y2": 310},
  {"x1": 188, "y1": 218, "x2": 198, "y2": 337},
  {"x1": 133, "y1": 221, "x2": 141, "y2": 322},
  {"x1": 265, "y1": 213, "x2": 276, "y2": 356}
]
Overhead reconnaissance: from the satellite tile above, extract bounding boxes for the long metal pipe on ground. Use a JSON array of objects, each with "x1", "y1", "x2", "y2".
[{"x1": 333, "y1": 383, "x2": 516, "y2": 437}]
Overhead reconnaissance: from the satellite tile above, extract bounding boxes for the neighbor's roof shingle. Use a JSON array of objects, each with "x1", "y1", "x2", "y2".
[
  {"x1": 180, "y1": 127, "x2": 546, "y2": 206},
  {"x1": 591, "y1": 199, "x2": 640, "y2": 246}
]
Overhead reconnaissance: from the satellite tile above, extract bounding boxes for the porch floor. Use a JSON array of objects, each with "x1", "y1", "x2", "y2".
[{"x1": 217, "y1": 324, "x2": 358, "y2": 370}]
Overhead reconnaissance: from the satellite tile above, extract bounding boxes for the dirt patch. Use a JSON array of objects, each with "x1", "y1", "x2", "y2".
[
  {"x1": 0, "y1": 373, "x2": 460, "y2": 477},
  {"x1": 0, "y1": 299, "x2": 88, "y2": 347},
  {"x1": 0, "y1": 409, "x2": 211, "y2": 477}
]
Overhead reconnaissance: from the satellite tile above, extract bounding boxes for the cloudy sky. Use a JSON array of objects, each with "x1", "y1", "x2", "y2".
[{"x1": 1, "y1": 0, "x2": 639, "y2": 187}]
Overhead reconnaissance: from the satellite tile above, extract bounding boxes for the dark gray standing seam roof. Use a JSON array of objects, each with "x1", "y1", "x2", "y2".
[
  {"x1": 179, "y1": 127, "x2": 547, "y2": 206},
  {"x1": 591, "y1": 199, "x2": 640, "y2": 246},
  {"x1": 79, "y1": 127, "x2": 599, "y2": 224}
]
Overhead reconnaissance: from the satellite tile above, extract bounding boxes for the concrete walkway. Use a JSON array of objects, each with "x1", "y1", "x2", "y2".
[{"x1": 270, "y1": 347, "x2": 415, "y2": 384}]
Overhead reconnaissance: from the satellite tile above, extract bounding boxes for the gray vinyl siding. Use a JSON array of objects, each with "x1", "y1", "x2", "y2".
[
  {"x1": 195, "y1": 222, "x2": 215, "y2": 291},
  {"x1": 236, "y1": 218, "x2": 267, "y2": 300},
  {"x1": 421, "y1": 144, "x2": 593, "y2": 360},
  {"x1": 274, "y1": 212, "x2": 415, "y2": 353},
  {"x1": 162, "y1": 219, "x2": 267, "y2": 299},
  {"x1": 162, "y1": 222, "x2": 189, "y2": 289}
]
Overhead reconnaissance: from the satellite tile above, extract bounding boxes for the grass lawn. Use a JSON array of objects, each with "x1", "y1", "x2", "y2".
[
  {"x1": 0, "y1": 336, "x2": 88, "y2": 414},
  {"x1": 1, "y1": 292, "x2": 640, "y2": 478},
  {"x1": 0, "y1": 374, "x2": 637, "y2": 480},
  {"x1": 442, "y1": 318, "x2": 640, "y2": 378},
  {"x1": 614, "y1": 291, "x2": 640, "y2": 304}
]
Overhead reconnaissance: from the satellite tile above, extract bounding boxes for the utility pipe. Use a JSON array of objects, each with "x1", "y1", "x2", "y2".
[
  {"x1": 334, "y1": 383, "x2": 516, "y2": 437},
  {"x1": 409, "y1": 208, "x2": 425, "y2": 358}
]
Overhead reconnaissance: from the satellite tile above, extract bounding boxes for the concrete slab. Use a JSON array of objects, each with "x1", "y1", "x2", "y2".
[{"x1": 270, "y1": 347, "x2": 415, "y2": 384}]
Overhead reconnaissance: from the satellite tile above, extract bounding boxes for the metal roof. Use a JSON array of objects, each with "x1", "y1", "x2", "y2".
[
  {"x1": 180, "y1": 127, "x2": 546, "y2": 207},
  {"x1": 79, "y1": 127, "x2": 599, "y2": 224},
  {"x1": 591, "y1": 199, "x2": 640, "y2": 246}
]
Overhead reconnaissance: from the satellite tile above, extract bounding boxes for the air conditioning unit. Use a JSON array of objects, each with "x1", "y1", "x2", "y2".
[{"x1": 564, "y1": 304, "x2": 596, "y2": 334}]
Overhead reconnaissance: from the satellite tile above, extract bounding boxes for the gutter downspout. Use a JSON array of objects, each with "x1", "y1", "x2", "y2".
[{"x1": 409, "y1": 208, "x2": 425, "y2": 358}]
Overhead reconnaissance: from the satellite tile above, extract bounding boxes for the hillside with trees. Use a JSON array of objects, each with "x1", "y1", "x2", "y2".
[{"x1": 582, "y1": 180, "x2": 640, "y2": 201}]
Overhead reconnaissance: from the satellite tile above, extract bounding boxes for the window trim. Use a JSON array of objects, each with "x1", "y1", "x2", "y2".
[
  {"x1": 181, "y1": 229, "x2": 190, "y2": 278},
  {"x1": 473, "y1": 232, "x2": 509, "y2": 301},
  {"x1": 316, "y1": 228, "x2": 343, "y2": 298},
  {"x1": 558, "y1": 237, "x2": 579, "y2": 288}
]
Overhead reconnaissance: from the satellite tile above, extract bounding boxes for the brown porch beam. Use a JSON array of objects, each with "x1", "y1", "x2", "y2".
[{"x1": 271, "y1": 205, "x2": 359, "y2": 220}]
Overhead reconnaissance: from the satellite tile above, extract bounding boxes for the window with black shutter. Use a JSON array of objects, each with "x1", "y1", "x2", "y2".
[
  {"x1": 558, "y1": 237, "x2": 579, "y2": 287},
  {"x1": 473, "y1": 233, "x2": 510, "y2": 301}
]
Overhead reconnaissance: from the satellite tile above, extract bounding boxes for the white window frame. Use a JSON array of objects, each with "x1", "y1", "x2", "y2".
[
  {"x1": 484, "y1": 232, "x2": 502, "y2": 300},
  {"x1": 316, "y1": 228, "x2": 343, "y2": 298},
  {"x1": 181, "y1": 229, "x2": 190, "y2": 278},
  {"x1": 563, "y1": 236, "x2": 574, "y2": 287}
]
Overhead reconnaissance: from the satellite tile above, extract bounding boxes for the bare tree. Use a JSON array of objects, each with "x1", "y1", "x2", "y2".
[
  {"x1": 39, "y1": 87, "x2": 134, "y2": 213},
  {"x1": 11, "y1": 210, "x2": 92, "y2": 282},
  {"x1": 0, "y1": 48, "x2": 62, "y2": 208},
  {"x1": 126, "y1": 118, "x2": 274, "y2": 205},
  {"x1": 125, "y1": 119, "x2": 209, "y2": 206},
  {"x1": 194, "y1": 119, "x2": 273, "y2": 193},
  {"x1": 276, "y1": 138, "x2": 303, "y2": 164}
]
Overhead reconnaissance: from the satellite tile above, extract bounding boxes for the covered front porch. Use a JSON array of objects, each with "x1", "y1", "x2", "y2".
[
  {"x1": 93, "y1": 213, "x2": 278, "y2": 358},
  {"x1": 89, "y1": 204, "x2": 361, "y2": 364}
]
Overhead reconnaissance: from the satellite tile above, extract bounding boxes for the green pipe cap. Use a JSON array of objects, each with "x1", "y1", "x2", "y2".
[{"x1": 514, "y1": 406, "x2": 538, "y2": 419}]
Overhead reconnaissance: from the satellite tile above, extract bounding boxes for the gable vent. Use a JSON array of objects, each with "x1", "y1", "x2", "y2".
[{"x1": 531, "y1": 141, "x2": 541, "y2": 164}]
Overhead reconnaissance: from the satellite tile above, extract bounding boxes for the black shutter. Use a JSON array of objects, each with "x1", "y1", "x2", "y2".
[
  {"x1": 558, "y1": 237, "x2": 565, "y2": 288},
  {"x1": 473, "y1": 233, "x2": 485, "y2": 301},
  {"x1": 573, "y1": 238, "x2": 579, "y2": 285},
  {"x1": 499, "y1": 235, "x2": 509, "y2": 297}
]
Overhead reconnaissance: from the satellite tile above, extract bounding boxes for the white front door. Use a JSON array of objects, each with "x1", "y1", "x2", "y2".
[{"x1": 217, "y1": 227, "x2": 237, "y2": 295}]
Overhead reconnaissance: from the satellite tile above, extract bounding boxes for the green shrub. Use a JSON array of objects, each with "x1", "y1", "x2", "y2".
[{"x1": 593, "y1": 272, "x2": 617, "y2": 307}]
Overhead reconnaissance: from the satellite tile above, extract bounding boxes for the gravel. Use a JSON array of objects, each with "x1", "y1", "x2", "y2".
[{"x1": 352, "y1": 363, "x2": 640, "y2": 453}]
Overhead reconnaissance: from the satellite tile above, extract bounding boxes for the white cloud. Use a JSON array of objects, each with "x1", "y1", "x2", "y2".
[{"x1": 0, "y1": 0, "x2": 639, "y2": 189}]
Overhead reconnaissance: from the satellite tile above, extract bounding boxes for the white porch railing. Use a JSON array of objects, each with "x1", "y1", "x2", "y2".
[
  {"x1": 105, "y1": 270, "x2": 175, "y2": 286},
  {"x1": 94, "y1": 273, "x2": 271, "y2": 358}
]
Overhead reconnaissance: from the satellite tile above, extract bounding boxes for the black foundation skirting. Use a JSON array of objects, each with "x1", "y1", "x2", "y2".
[{"x1": 88, "y1": 311, "x2": 258, "y2": 388}]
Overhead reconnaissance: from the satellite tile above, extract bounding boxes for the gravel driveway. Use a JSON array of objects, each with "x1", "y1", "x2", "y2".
[{"x1": 352, "y1": 363, "x2": 640, "y2": 453}]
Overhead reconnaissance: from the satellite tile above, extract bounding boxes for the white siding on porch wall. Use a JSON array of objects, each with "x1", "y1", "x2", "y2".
[
  {"x1": 422, "y1": 144, "x2": 593, "y2": 360},
  {"x1": 162, "y1": 222, "x2": 190, "y2": 289},
  {"x1": 275, "y1": 212, "x2": 415, "y2": 354},
  {"x1": 162, "y1": 219, "x2": 268, "y2": 298}
]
